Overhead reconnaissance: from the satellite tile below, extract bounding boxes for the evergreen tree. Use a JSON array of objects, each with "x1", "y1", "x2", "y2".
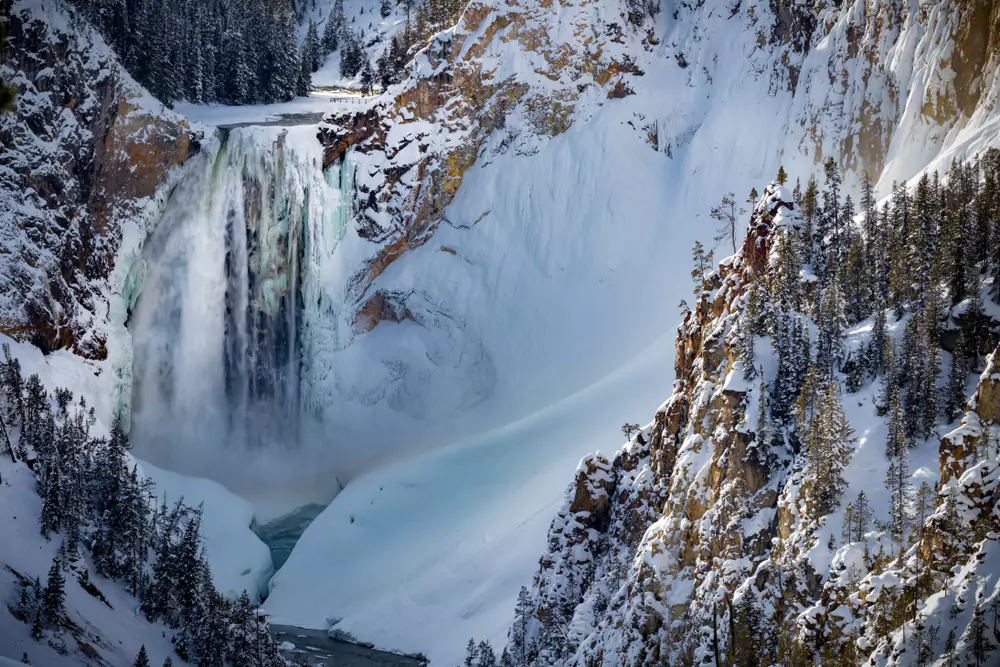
[
  {"x1": 731, "y1": 588, "x2": 764, "y2": 667},
  {"x1": 220, "y1": 26, "x2": 254, "y2": 105},
  {"x1": 297, "y1": 41, "x2": 314, "y2": 96},
  {"x1": 133, "y1": 645, "x2": 151, "y2": 667},
  {"x1": 465, "y1": 638, "x2": 479, "y2": 667},
  {"x1": 324, "y1": 0, "x2": 345, "y2": 53},
  {"x1": 710, "y1": 192, "x2": 742, "y2": 256},
  {"x1": 795, "y1": 370, "x2": 855, "y2": 522},
  {"x1": 306, "y1": 18, "x2": 322, "y2": 71},
  {"x1": 869, "y1": 298, "x2": 887, "y2": 375},
  {"x1": 478, "y1": 640, "x2": 498, "y2": 667},
  {"x1": 42, "y1": 558, "x2": 65, "y2": 627},
  {"x1": 40, "y1": 461, "x2": 63, "y2": 537},
  {"x1": 690, "y1": 241, "x2": 714, "y2": 296},
  {"x1": 263, "y1": 0, "x2": 301, "y2": 103},
  {"x1": 945, "y1": 331, "x2": 969, "y2": 422},
  {"x1": 942, "y1": 628, "x2": 958, "y2": 667},
  {"x1": 800, "y1": 178, "x2": 819, "y2": 266},
  {"x1": 510, "y1": 586, "x2": 532, "y2": 665},
  {"x1": 815, "y1": 279, "x2": 844, "y2": 377},
  {"x1": 965, "y1": 604, "x2": 995, "y2": 666},
  {"x1": 912, "y1": 481, "x2": 935, "y2": 542},
  {"x1": 884, "y1": 445, "x2": 912, "y2": 542},
  {"x1": 339, "y1": 30, "x2": 364, "y2": 78},
  {"x1": 228, "y1": 591, "x2": 258, "y2": 667},
  {"x1": 360, "y1": 57, "x2": 375, "y2": 95}
]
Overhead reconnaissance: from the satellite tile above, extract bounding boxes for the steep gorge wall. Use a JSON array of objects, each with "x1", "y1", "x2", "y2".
[{"x1": 0, "y1": 0, "x2": 195, "y2": 359}]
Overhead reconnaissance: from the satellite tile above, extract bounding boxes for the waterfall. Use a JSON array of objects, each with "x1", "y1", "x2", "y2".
[{"x1": 129, "y1": 126, "x2": 353, "y2": 499}]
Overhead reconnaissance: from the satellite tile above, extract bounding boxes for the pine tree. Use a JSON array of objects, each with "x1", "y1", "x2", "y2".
[
  {"x1": 945, "y1": 331, "x2": 968, "y2": 422},
  {"x1": 749, "y1": 374, "x2": 772, "y2": 472},
  {"x1": 770, "y1": 229, "x2": 801, "y2": 309},
  {"x1": 42, "y1": 558, "x2": 65, "y2": 626},
  {"x1": 40, "y1": 461, "x2": 63, "y2": 537},
  {"x1": 942, "y1": 628, "x2": 958, "y2": 667},
  {"x1": 885, "y1": 386, "x2": 906, "y2": 459},
  {"x1": 133, "y1": 645, "x2": 151, "y2": 667},
  {"x1": 297, "y1": 42, "x2": 313, "y2": 96},
  {"x1": 884, "y1": 445, "x2": 912, "y2": 543},
  {"x1": 869, "y1": 298, "x2": 887, "y2": 375},
  {"x1": 738, "y1": 327, "x2": 756, "y2": 382},
  {"x1": 324, "y1": 0, "x2": 345, "y2": 52},
  {"x1": 841, "y1": 490, "x2": 872, "y2": 543},
  {"x1": 360, "y1": 57, "x2": 376, "y2": 95},
  {"x1": 228, "y1": 591, "x2": 258, "y2": 667},
  {"x1": 220, "y1": 26, "x2": 254, "y2": 105},
  {"x1": 478, "y1": 641, "x2": 498, "y2": 667},
  {"x1": 339, "y1": 30, "x2": 364, "y2": 78},
  {"x1": 815, "y1": 279, "x2": 844, "y2": 377},
  {"x1": 710, "y1": 192, "x2": 742, "y2": 256},
  {"x1": 30, "y1": 611, "x2": 43, "y2": 640},
  {"x1": 306, "y1": 18, "x2": 321, "y2": 71},
  {"x1": 965, "y1": 604, "x2": 995, "y2": 666},
  {"x1": 912, "y1": 481, "x2": 935, "y2": 542},
  {"x1": 800, "y1": 178, "x2": 820, "y2": 266},
  {"x1": 263, "y1": 0, "x2": 301, "y2": 103},
  {"x1": 511, "y1": 586, "x2": 532, "y2": 665},
  {"x1": 796, "y1": 370, "x2": 856, "y2": 521},
  {"x1": 730, "y1": 588, "x2": 764, "y2": 667},
  {"x1": 690, "y1": 241, "x2": 714, "y2": 296},
  {"x1": 465, "y1": 638, "x2": 479, "y2": 667},
  {"x1": 380, "y1": 0, "x2": 391, "y2": 18}
]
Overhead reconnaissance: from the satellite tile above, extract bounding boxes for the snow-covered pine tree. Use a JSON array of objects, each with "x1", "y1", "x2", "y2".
[
  {"x1": 263, "y1": 0, "x2": 301, "y2": 103},
  {"x1": 306, "y1": 18, "x2": 321, "y2": 71},
  {"x1": 884, "y1": 444, "x2": 912, "y2": 543},
  {"x1": 42, "y1": 557, "x2": 65, "y2": 627},
  {"x1": 795, "y1": 370, "x2": 855, "y2": 522},
  {"x1": 945, "y1": 330, "x2": 969, "y2": 422},
  {"x1": 297, "y1": 41, "x2": 313, "y2": 96}
]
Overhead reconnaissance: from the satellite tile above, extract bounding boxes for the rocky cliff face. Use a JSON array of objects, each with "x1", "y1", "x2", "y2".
[
  {"x1": 510, "y1": 171, "x2": 1000, "y2": 665},
  {"x1": 319, "y1": 0, "x2": 641, "y2": 331},
  {"x1": 514, "y1": 185, "x2": 805, "y2": 665},
  {"x1": 0, "y1": 1, "x2": 195, "y2": 359}
]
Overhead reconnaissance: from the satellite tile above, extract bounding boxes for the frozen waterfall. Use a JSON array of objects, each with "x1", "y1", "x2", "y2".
[{"x1": 128, "y1": 126, "x2": 353, "y2": 511}]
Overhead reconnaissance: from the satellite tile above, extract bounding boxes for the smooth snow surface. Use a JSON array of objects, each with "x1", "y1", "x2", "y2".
[{"x1": 264, "y1": 333, "x2": 674, "y2": 662}]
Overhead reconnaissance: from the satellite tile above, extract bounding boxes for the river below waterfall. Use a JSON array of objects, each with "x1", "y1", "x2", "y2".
[{"x1": 272, "y1": 625, "x2": 428, "y2": 666}]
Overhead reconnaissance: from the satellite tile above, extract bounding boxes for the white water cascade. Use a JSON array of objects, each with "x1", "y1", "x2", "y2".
[{"x1": 129, "y1": 126, "x2": 354, "y2": 511}]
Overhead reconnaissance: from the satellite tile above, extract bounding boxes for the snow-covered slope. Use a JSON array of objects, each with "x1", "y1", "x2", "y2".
[{"x1": 0, "y1": 457, "x2": 179, "y2": 667}]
